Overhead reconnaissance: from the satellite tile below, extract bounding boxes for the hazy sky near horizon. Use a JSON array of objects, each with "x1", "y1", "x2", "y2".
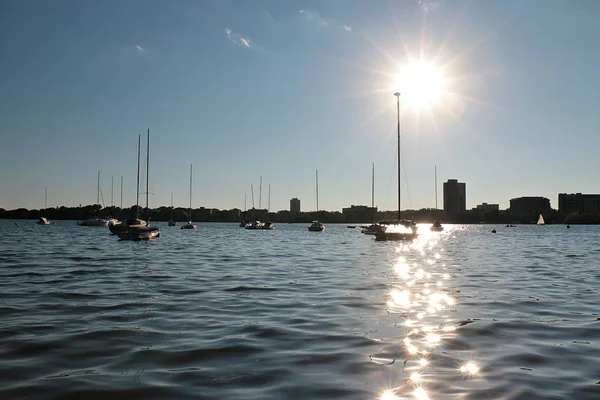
[{"x1": 1, "y1": 0, "x2": 599, "y2": 212}]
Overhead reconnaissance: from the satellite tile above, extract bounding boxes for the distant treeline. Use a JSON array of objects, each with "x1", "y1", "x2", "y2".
[{"x1": 1, "y1": 205, "x2": 599, "y2": 224}]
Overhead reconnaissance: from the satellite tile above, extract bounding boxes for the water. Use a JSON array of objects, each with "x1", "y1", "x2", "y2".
[{"x1": 1, "y1": 221, "x2": 600, "y2": 400}]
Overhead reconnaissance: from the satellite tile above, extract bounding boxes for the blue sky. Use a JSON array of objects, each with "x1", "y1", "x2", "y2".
[{"x1": 1, "y1": 0, "x2": 599, "y2": 212}]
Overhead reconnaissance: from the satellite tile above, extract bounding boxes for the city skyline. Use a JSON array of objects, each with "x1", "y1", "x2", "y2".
[{"x1": 2, "y1": 1, "x2": 599, "y2": 212}]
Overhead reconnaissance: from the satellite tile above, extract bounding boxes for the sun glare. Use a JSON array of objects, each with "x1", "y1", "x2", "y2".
[{"x1": 395, "y1": 62, "x2": 447, "y2": 110}]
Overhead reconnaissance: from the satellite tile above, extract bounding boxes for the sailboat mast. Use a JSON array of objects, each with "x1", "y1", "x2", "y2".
[
  {"x1": 171, "y1": 192, "x2": 174, "y2": 220},
  {"x1": 111, "y1": 176, "x2": 114, "y2": 214},
  {"x1": 146, "y1": 128, "x2": 149, "y2": 222},
  {"x1": 189, "y1": 164, "x2": 193, "y2": 221},
  {"x1": 267, "y1": 184, "x2": 271, "y2": 222},
  {"x1": 259, "y1": 176, "x2": 262, "y2": 209},
  {"x1": 136, "y1": 134, "x2": 141, "y2": 219},
  {"x1": 434, "y1": 165, "x2": 438, "y2": 210},
  {"x1": 315, "y1": 169, "x2": 319, "y2": 212},
  {"x1": 371, "y1": 163, "x2": 375, "y2": 223},
  {"x1": 97, "y1": 170, "x2": 100, "y2": 217},
  {"x1": 120, "y1": 176, "x2": 123, "y2": 210},
  {"x1": 395, "y1": 93, "x2": 401, "y2": 220},
  {"x1": 44, "y1": 186, "x2": 47, "y2": 212}
]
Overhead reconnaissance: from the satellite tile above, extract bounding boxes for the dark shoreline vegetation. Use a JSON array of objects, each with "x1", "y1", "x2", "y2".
[{"x1": 2, "y1": 205, "x2": 599, "y2": 224}]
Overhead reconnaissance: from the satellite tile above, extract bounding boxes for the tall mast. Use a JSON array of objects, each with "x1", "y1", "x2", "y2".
[
  {"x1": 259, "y1": 176, "x2": 262, "y2": 209},
  {"x1": 251, "y1": 185, "x2": 255, "y2": 208},
  {"x1": 97, "y1": 170, "x2": 100, "y2": 217},
  {"x1": 146, "y1": 128, "x2": 150, "y2": 221},
  {"x1": 371, "y1": 163, "x2": 375, "y2": 222},
  {"x1": 267, "y1": 184, "x2": 271, "y2": 222},
  {"x1": 395, "y1": 92, "x2": 401, "y2": 220},
  {"x1": 120, "y1": 176, "x2": 123, "y2": 210},
  {"x1": 111, "y1": 176, "x2": 114, "y2": 214},
  {"x1": 189, "y1": 164, "x2": 193, "y2": 222},
  {"x1": 171, "y1": 191, "x2": 174, "y2": 220},
  {"x1": 434, "y1": 165, "x2": 438, "y2": 210},
  {"x1": 136, "y1": 134, "x2": 141, "y2": 219},
  {"x1": 315, "y1": 169, "x2": 319, "y2": 212},
  {"x1": 44, "y1": 186, "x2": 47, "y2": 212}
]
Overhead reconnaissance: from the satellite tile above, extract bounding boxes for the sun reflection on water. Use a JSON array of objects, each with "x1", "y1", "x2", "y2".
[{"x1": 375, "y1": 225, "x2": 481, "y2": 399}]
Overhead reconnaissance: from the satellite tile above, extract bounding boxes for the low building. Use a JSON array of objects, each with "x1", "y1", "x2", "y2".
[
  {"x1": 509, "y1": 197, "x2": 551, "y2": 218},
  {"x1": 558, "y1": 193, "x2": 600, "y2": 214},
  {"x1": 475, "y1": 203, "x2": 499, "y2": 211}
]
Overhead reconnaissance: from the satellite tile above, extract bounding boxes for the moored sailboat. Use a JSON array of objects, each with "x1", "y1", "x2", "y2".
[
  {"x1": 109, "y1": 134, "x2": 148, "y2": 234},
  {"x1": 79, "y1": 171, "x2": 119, "y2": 226},
  {"x1": 181, "y1": 164, "x2": 197, "y2": 230},
  {"x1": 37, "y1": 187, "x2": 51, "y2": 225},
  {"x1": 537, "y1": 214, "x2": 545, "y2": 225},
  {"x1": 374, "y1": 92, "x2": 418, "y2": 241},
  {"x1": 308, "y1": 170, "x2": 325, "y2": 232},
  {"x1": 117, "y1": 129, "x2": 160, "y2": 240},
  {"x1": 168, "y1": 192, "x2": 177, "y2": 226}
]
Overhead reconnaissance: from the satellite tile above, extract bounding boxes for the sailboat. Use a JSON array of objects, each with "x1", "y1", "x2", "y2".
[
  {"x1": 430, "y1": 165, "x2": 444, "y2": 232},
  {"x1": 168, "y1": 192, "x2": 177, "y2": 226},
  {"x1": 37, "y1": 187, "x2": 51, "y2": 225},
  {"x1": 117, "y1": 129, "x2": 160, "y2": 240},
  {"x1": 537, "y1": 214, "x2": 545, "y2": 225},
  {"x1": 79, "y1": 171, "x2": 119, "y2": 226},
  {"x1": 374, "y1": 92, "x2": 418, "y2": 241},
  {"x1": 109, "y1": 134, "x2": 148, "y2": 234},
  {"x1": 181, "y1": 164, "x2": 197, "y2": 229},
  {"x1": 308, "y1": 170, "x2": 325, "y2": 232},
  {"x1": 362, "y1": 163, "x2": 379, "y2": 235}
]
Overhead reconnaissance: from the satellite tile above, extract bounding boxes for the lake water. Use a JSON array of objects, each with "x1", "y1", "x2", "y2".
[{"x1": 1, "y1": 221, "x2": 600, "y2": 399}]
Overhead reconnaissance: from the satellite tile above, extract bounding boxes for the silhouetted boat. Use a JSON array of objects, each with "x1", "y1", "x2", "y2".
[
  {"x1": 110, "y1": 135, "x2": 148, "y2": 235},
  {"x1": 181, "y1": 164, "x2": 197, "y2": 230},
  {"x1": 430, "y1": 220, "x2": 443, "y2": 232},
  {"x1": 308, "y1": 170, "x2": 324, "y2": 232},
  {"x1": 168, "y1": 192, "x2": 177, "y2": 226},
  {"x1": 362, "y1": 163, "x2": 379, "y2": 235},
  {"x1": 118, "y1": 129, "x2": 159, "y2": 240},
  {"x1": 79, "y1": 171, "x2": 119, "y2": 227},
  {"x1": 374, "y1": 94, "x2": 417, "y2": 241}
]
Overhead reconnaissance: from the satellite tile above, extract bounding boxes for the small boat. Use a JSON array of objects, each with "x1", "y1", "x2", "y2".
[
  {"x1": 374, "y1": 219, "x2": 418, "y2": 241},
  {"x1": 566, "y1": 224, "x2": 571, "y2": 228},
  {"x1": 37, "y1": 187, "x2": 51, "y2": 225},
  {"x1": 117, "y1": 226, "x2": 160, "y2": 240},
  {"x1": 430, "y1": 220, "x2": 444, "y2": 232},
  {"x1": 109, "y1": 135, "x2": 147, "y2": 234},
  {"x1": 168, "y1": 192, "x2": 177, "y2": 226},
  {"x1": 537, "y1": 214, "x2": 545, "y2": 225},
  {"x1": 373, "y1": 94, "x2": 417, "y2": 241},
  {"x1": 118, "y1": 129, "x2": 160, "y2": 240},
  {"x1": 181, "y1": 164, "x2": 197, "y2": 230},
  {"x1": 79, "y1": 171, "x2": 119, "y2": 227},
  {"x1": 362, "y1": 223, "x2": 379, "y2": 234},
  {"x1": 308, "y1": 220, "x2": 325, "y2": 232},
  {"x1": 308, "y1": 170, "x2": 324, "y2": 232}
]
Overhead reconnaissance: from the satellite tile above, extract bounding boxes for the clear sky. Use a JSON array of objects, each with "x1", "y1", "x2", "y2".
[{"x1": 1, "y1": 0, "x2": 599, "y2": 212}]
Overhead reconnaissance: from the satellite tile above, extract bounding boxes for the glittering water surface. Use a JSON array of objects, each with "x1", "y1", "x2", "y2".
[{"x1": 1, "y1": 221, "x2": 600, "y2": 399}]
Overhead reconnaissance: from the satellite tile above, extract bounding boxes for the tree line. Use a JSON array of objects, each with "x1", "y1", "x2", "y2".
[{"x1": 1, "y1": 205, "x2": 598, "y2": 224}]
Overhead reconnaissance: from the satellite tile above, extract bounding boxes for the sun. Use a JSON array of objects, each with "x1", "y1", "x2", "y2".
[{"x1": 395, "y1": 61, "x2": 447, "y2": 110}]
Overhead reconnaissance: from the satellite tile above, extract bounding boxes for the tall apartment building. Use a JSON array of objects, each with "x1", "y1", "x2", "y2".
[
  {"x1": 443, "y1": 179, "x2": 466, "y2": 215},
  {"x1": 290, "y1": 198, "x2": 301, "y2": 213}
]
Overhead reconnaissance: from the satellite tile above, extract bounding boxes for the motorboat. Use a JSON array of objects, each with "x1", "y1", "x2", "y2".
[
  {"x1": 430, "y1": 220, "x2": 444, "y2": 232},
  {"x1": 308, "y1": 220, "x2": 325, "y2": 232},
  {"x1": 362, "y1": 223, "x2": 379, "y2": 235}
]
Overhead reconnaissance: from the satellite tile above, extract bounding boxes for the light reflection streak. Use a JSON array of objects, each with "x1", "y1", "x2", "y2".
[{"x1": 377, "y1": 225, "x2": 481, "y2": 400}]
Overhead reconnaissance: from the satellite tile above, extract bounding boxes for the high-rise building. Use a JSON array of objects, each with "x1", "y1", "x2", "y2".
[
  {"x1": 290, "y1": 198, "x2": 301, "y2": 213},
  {"x1": 443, "y1": 179, "x2": 466, "y2": 215}
]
